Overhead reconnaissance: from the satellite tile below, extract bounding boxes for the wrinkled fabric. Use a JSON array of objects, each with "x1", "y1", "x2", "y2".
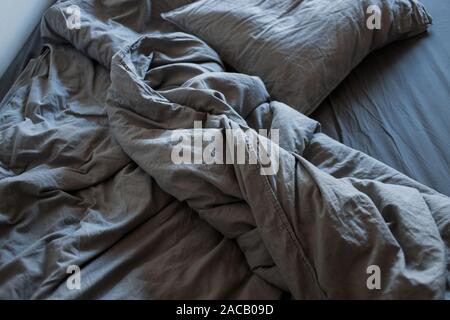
[
  {"x1": 162, "y1": 0, "x2": 432, "y2": 115},
  {"x1": 0, "y1": 0, "x2": 449, "y2": 299},
  {"x1": 313, "y1": 0, "x2": 450, "y2": 197}
]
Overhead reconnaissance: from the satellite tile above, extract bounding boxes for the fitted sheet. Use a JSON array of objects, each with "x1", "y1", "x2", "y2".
[{"x1": 312, "y1": 0, "x2": 450, "y2": 196}]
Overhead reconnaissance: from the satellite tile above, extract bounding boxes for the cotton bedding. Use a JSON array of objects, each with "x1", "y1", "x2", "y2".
[
  {"x1": 0, "y1": 0, "x2": 449, "y2": 299},
  {"x1": 312, "y1": 0, "x2": 450, "y2": 197},
  {"x1": 162, "y1": 0, "x2": 432, "y2": 115}
]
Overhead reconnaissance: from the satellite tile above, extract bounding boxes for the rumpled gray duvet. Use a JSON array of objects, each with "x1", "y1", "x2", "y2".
[{"x1": 0, "y1": 0, "x2": 449, "y2": 299}]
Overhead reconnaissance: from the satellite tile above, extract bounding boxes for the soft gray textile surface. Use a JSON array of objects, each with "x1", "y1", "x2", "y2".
[
  {"x1": 0, "y1": 24, "x2": 44, "y2": 102},
  {"x1": 312, "y1": 0, "x2": 450, "y2": 197},
  {"x1": 162, "y1": 0, "x2": 432, "y2": 115},
  {"x1": 0, "y1": 0, "x2": 449, "y2": 299}
]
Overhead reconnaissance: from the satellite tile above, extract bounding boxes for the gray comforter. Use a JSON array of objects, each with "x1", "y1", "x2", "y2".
[{"x1": 0, "y1": 0, "x2": 449, "y2": 299}]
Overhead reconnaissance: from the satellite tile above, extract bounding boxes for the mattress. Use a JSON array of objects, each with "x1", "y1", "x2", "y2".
[{"x1": 312, "y1": 0, "x2": 450, "y2": 196}]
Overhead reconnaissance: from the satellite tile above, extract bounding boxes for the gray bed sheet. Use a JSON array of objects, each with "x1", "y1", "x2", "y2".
[{"x1": 312, "y1": 0, "x2": 450, "y2": 196}]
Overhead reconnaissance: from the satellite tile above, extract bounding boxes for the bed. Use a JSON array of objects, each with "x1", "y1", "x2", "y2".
[
  {"x1": 0, "y1": 0, "x2": 449, "y2": 300},
  {"x1": 312, "y1": 0, "x2": 450, "y2": 196}
]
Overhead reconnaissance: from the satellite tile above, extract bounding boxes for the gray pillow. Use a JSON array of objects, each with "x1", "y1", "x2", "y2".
[{"x1": 162, "y1": 0, "x2": 432, "y2": 115}]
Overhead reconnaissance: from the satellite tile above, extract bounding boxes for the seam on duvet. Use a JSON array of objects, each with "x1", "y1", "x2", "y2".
[{"x1": 258, "y1": 162, "x2": 326, "y2": 298}]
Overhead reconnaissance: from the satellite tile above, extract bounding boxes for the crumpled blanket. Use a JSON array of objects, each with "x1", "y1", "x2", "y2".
[{"x1": 0, "y1": 0, "x2": 448, "y2": 299}]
